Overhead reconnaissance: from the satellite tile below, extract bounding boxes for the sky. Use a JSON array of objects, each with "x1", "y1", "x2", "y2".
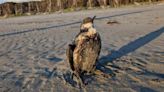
[{"x1": 0, "y1": 0, "x2": 42, "y2": 4}]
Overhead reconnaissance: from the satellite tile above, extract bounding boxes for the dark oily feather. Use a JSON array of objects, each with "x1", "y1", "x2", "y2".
[
  {"x1": 66, "y1": 44, "x2": 75, "y2": 71},
  {"x1": 73, "y1": 32, "x2": 101, "y2": 74},
  {"x1": 82, "y1": 34, "x2": 101, "y2": 73}
]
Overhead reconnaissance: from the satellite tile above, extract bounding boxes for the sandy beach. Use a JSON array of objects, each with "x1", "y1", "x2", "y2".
[{"x1": 0, "y1": 3, "x2": 164, "y2": 92}]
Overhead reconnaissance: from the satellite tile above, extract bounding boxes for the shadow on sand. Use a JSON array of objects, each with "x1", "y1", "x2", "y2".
[
  {"x1": 97, "y1": 27, "x2": 164, "y2": 78},
  {"x1": 99, "y1": 27, "x2": 164, "y2": 64}
]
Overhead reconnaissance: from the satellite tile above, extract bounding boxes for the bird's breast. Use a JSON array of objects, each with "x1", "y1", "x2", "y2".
[{"x1": 87, "y1": 28, "x2": 96, "y2": 36}]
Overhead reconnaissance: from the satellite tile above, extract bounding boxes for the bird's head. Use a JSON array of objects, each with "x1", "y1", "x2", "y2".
[{"x1": 80, "y1": 16, "x2": 96, "y2": 32}]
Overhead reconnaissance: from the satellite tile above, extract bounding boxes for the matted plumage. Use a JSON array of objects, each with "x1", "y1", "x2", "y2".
[{"x1": 66, "y1": 16, "x2": 101, "y2": 87}]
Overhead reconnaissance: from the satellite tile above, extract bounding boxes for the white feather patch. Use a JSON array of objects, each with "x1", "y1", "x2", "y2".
[
  {"x1": 81, "y1": 23, "x2": 93, "y2": 29},
  {"x1": 88, "y1": 27, "x2": 96, "y2": 36}
]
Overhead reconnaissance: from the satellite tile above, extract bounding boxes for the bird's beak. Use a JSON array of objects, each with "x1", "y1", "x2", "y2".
[{"x1": 92, "y1": 16, "x2": 96, "y2": 23}]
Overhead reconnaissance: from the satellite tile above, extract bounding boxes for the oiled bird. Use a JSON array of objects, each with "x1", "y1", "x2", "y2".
[{"x1": 66, "y1": 16, "x2": 101, "y2": 86}]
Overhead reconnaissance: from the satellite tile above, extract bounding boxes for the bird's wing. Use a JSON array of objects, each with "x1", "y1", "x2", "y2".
[
  {"x1": 66, "y1": 44, "x2": 75, "y2": 71},
  {"x1": 97, "y1": 33, "x2": 101, "y2": 56},
  {"x1": 66, "y1": 32, "x2": 88, "y2": 72}
]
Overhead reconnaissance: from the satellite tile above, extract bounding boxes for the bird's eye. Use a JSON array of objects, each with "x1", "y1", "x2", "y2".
[{"x1": 80, "y1": 28, "x2": 88, "y2": 32}]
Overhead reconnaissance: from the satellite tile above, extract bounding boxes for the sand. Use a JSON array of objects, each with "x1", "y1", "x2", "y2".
[{"x1": 0, "y1": 3, "x2": 164, "y2": 92}]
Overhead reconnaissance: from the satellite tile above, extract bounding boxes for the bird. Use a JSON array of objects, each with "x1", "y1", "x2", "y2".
[{"x1": 66, "y1": 16, "x2": 101, "y2": 87}]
